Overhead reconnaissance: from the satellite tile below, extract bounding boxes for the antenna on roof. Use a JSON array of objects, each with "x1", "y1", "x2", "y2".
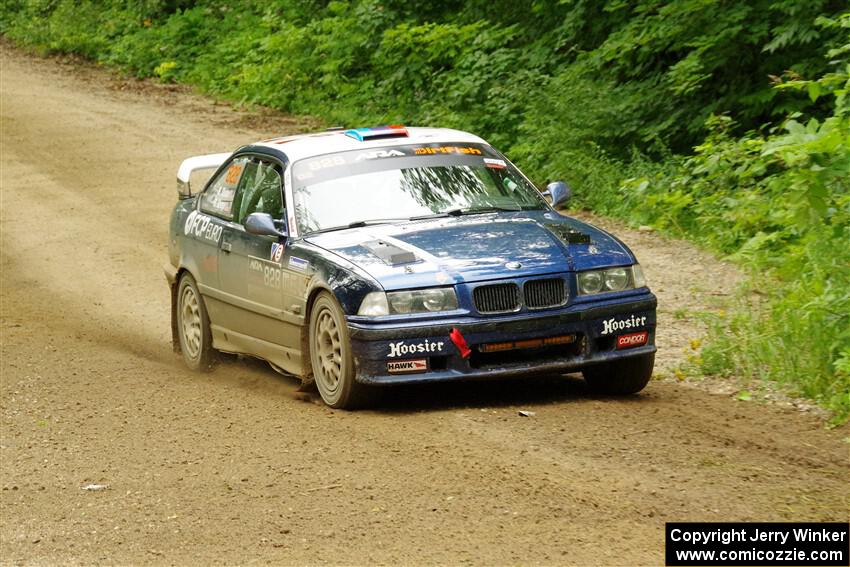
[{"x1": 325, "y1": 126, "x2": 346, "y2": 131}]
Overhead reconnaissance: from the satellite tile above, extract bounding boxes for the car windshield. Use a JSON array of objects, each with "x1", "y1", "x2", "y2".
[{"x1": 291, "y1": 144, "x2": 547, "y2": 234}]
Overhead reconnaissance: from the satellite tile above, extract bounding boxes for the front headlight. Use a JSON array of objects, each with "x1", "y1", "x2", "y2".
[
  {"x1": 577, "y1": 264, "x2": 647, "y2": 296},
  {"x1": 357, "y1": 288, "x2": 458, "y2": 316},
  {"x1": 604, "y1": 267, "x2": 630, "y2": 291},
  {"x1": 577, "y1": 270, "x2": 604, "y2": 294},
  {"x1": 357, "y1": 292, "x2": 390, "y2": 316}
]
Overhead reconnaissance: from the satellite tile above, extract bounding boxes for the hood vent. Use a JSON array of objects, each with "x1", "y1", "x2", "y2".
[
  {"x1": 361, "y1": 240, "x2": 418, "y2": 266},
  {"x1": 545, "y1": 224, "x2": 591, "y2": 244}
]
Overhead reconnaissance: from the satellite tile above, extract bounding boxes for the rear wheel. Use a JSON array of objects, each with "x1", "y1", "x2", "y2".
[
  {"x1": 309, "y1": 292, "x2": 369, "y2": 409},
  {"x1": 582, "y1": 353, "x2": 654, "y2": 395},
  {"x1": 176, "y1": 273, "x2": 215, "y2": 372}
]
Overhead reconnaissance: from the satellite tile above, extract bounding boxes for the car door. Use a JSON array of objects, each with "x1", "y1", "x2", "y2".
[
  {"x1": 216, "y1": 156, "x2": 303, "y2": 371},
  {"x1": 185, "y1": 156, "x2": 249, "y2": 310}
]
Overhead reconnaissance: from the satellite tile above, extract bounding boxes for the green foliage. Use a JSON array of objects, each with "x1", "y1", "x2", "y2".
[
  {"x1": 3, "y1": 0, "x2": 847, "y2": 164},
  {"x1": 621, "y1": 21, "x2": 850, "y2": 421},
  {"x1": 2, "y1": 0, "x2": 849, "y2": 420}
]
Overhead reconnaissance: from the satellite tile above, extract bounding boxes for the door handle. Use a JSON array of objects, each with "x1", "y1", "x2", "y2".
[{"x1": 221, "y1": 241, "x2": 232, "y2": 253}]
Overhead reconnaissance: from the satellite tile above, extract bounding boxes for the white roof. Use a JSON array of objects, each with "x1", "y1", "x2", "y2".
[{"x1": 254, "y1": 127, "x2": 489, "y2": 162}]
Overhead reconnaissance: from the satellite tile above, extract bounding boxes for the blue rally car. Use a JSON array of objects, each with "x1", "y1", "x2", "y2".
[{"x1": 165, "y1": 126, "x2": 657, "y2": 408}]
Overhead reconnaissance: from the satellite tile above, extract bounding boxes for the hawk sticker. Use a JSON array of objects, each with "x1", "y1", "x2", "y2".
[{"x1": 387, "y1": 359, "x2": 428, "y2": 374}]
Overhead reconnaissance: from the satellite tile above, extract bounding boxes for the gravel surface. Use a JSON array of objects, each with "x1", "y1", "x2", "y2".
[{"x1": 1, "y1": 45, "x2": 847, "y2": 566}]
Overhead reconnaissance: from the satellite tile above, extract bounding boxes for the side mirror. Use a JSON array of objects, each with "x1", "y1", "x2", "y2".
[
  {"x1": 245, "y1": 212, "x2": 287, "y2": 238},
  {"x1": 541, "y1": 181, "x2": 572, "y2": 209}
]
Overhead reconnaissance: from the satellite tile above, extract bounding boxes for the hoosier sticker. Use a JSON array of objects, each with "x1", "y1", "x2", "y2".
[
  {"x1": 387, "y1": 359, "x2": 428, "y2": 374},
  {"x1": 387, "y1": 338, "x2": 445, "y2": 358},
  {"x1": 601, "y1": 314, "x2": 648, "y2": 336}
]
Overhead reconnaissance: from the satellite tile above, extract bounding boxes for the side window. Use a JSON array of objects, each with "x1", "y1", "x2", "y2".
[
  {"x1": 237, "y1": 160, "x2": 284, "y2": 224},
  {"x1": 200, "y1": 157, "x2": 250, "y2": 219}
]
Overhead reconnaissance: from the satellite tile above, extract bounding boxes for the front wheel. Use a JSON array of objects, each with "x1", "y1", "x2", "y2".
[
  {"x1": 176, "y1": 273, "x2": 216, "y2": 372},
  {"x1": 309, "y1": 292, "x2": 369, "y2": 409},
  {"x1": 582, "y1": 353, "x2": 654, "y2": 395}
]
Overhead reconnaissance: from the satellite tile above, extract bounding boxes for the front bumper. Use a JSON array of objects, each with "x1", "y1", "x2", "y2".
[{"x1": 348, "y1": 291, "x2": 657, "y2": 385}]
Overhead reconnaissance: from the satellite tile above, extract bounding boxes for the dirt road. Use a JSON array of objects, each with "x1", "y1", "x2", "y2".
[{"x1": 1, "y1": 45, "x2": 847, "y2": 566}]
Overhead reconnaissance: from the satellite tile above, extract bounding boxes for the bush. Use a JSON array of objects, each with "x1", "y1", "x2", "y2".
[
  {"x1": 620, "y1": 21, "x2": 850, "y2": 421},
  {"x1": 3, "y1": 0, "x2": 847, "y2": 170}
]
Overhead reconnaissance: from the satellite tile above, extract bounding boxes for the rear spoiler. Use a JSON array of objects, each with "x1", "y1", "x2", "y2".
[{"x1": 176, "y1": 152, "x2": 231, "y2": 198}]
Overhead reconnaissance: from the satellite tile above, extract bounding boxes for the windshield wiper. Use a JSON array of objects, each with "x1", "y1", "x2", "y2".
[
  {"x1": 410, "y1": 205, "x2": 523, "y2": 220},
  {"x1": 309, "y1": 218, "x2": 408, "y2": 235},
  {"x1": 445, "y1": 205, "x2": 522, "y2": 215},
  {"x1": 312, "y1": 207, "x2": 527, "y2": 234}
]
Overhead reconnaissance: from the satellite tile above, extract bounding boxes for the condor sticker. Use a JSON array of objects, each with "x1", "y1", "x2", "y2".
[
  {"x1": 184, "y1": 210, "x2": 223, "y2": 243},
  {"x1": 617, "y1": 331, "x2": 648, "y2": 349},
  {"x1": 387, "y1": 359, "x2": 428, "y2": 374},
  {"x1": 387, "y1": 338, "x2": 445, "y2": 358},
  {"x1": 600, "y1": 314, "x2": 648, "y2": 336}
]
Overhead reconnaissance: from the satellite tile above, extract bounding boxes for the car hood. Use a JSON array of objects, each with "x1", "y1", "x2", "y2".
[{"x1": 304, "y1": 211, "x2": 634, "y2": 291}]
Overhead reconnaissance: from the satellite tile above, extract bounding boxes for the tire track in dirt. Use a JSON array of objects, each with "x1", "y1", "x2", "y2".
[{"x1": 2, "y1": 45, "x2": 847, "y2": 566}]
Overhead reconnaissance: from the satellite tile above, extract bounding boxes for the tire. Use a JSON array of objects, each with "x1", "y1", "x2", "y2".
[
  {"x1": 176, "y1": 273, "x2": 216, "y2": 372},
  {"x1": 582, "y1": 353, "x2": 654, "y2": 395},
  {"x1": 309, "y1": 292, "x2": 369, "y2": 409}
]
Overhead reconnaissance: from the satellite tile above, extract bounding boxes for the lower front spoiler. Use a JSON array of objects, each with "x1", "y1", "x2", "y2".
[{"x1": 354, "y1": 344, "x2": 657, "y2": 385}]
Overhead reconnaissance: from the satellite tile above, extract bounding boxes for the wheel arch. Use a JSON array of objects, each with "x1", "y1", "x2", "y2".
[
  {"x1": 169, "y1": 266, "x2": 194, "y2": 353},
  {"x1": 299, "y1": 283, "x2": 337, "y2": 385}
]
